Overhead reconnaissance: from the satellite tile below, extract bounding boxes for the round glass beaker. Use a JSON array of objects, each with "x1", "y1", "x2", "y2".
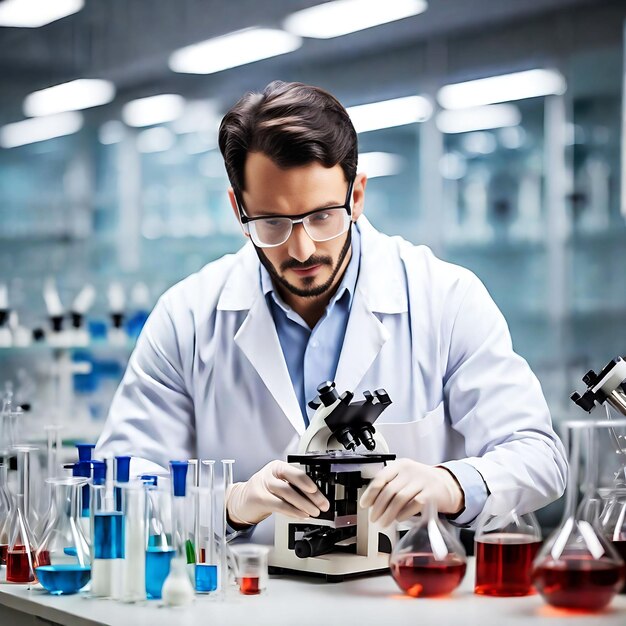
[
  {"x1": 389, "y1": 500, "x2": 466, "y2": 598},
  {"x1": 532, "y1": 420, "x2": 625, "y2": 611}
]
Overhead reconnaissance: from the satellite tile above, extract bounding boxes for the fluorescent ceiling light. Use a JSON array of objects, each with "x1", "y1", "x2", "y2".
[
  {"x1": 284, "y1": 0, "x2": 427, "y2": 39},
  {"x1": 347, "y1": 96, "x2": 432, "y2": 133},
  {"x1": 169, "y1": 28, "x2": 301, "y2": 75},
  {"x1": 122, "y1": 94, "x2": 185, "y2": 127},
  {"x1": 0, "y1": 112, "x2": 83, "y2": 148},
  {"x1": 358, "y1": 152, "x2": 404, "y2": 178},
  {"x1": 436, "y1": 104, "x2": 521, "y2": 134},
  {"x1": 0, "y1": 0, "x2": 83, "y2": 27},
  {"x1": 137, "y1": 127, "x2": 175, "y2": 153},
  {"x1": 23, "y1": 79, "x2": 115, "y2": 117},
  {"x1": 438, "y1": 69, "x2": 566, "y2": 110}
]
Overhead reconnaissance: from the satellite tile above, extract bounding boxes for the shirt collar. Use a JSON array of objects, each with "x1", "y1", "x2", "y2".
[{"x1": 260, "y1": 222, "x2": 361, "y2": 315}]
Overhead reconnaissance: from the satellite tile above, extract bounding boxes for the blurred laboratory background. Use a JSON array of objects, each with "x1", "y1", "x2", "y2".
[{"x1": 0, "y1": 0, "x2": 624, "y2": 450}]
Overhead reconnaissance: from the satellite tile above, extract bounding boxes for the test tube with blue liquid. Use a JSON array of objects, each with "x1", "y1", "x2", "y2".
[
  {"x1": 90, "y1": 460, "x2": 124, "y2": 597},
  {"x1": 144, "y1": 476, "x2": 175, "y2": 599},
  {"x1": 194, "y1": 460, "x2": 218, "y2": 593},
  {"x1": 110, "y1": 455, "x2": 130, "y2": 600}
]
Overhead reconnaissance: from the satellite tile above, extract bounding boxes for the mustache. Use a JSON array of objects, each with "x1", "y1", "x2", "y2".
[{"x1": 281, "y1": 256, "x2": 332, "y2": 272}]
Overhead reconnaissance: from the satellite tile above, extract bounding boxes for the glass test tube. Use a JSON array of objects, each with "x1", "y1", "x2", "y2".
[
  {"x1": 221, "y1": 459, "x2": 234, "y2": 593},
  {"x1": 145, "y1": 479, "x2": 174, "y2": 600},
  {"x1": 194, "y1": 460, "x2": 217, "y2": 593},
  {"x1": 0, "y1": 462, "x2": 12, "y2": 566},
  {"x1": 120, "y1": 482, "x2": 146, "y2": 602}
]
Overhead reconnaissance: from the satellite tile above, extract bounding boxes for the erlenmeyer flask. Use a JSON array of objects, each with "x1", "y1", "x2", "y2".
[
  {"x1": 532, "y1": 421, "x2": 625, "y2": 611},
  {"x1": 600, "y1": 488, "x2": 626, "y2": 593},
  {"x1": 474, "y1": 497, "x2": 542, "y2": 596},
  {"x1": 0, "y1": 462, "x2": 12, "y2": 565},
  {"x1": 389, "y1": 500, "x2": 467, "y2": 597},
  {"x1": 6, "y1": 446, "x2": 39, "y2": 583},
  {"x1": 34, "y1": 477, "x2": 91, "y2": 594}
]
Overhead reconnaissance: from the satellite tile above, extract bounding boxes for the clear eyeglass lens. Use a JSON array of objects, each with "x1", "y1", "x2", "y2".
[{"x1": 250, "y1": 208, "x2": 349, "y2": 247}]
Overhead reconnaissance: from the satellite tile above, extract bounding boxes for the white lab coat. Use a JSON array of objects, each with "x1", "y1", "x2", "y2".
[{"x1": 97, "y1": 216, "x2": 566, "y2": 543}]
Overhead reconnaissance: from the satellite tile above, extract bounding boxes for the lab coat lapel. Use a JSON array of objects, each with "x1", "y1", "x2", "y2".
[
  {"x1": 334, "y1": 217, "x2": 407, "y2": 393},
  {"x1": 334, "y1": 289, "x2": 390, "y2": 394},
  {"x1": 234, "y1": 290, "x2": 305, "y2": 436}
]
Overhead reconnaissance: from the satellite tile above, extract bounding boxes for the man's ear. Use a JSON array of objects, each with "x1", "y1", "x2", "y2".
[
  {"x1": 351, "y1": 172, "x2": 367, "y2": 222},
  {"x1": 228, "y1": 187, "x2": 249, "y2": 237}
]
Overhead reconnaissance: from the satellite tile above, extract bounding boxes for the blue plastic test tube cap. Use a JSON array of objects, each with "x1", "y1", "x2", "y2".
[
  {"x1": 169, "y1": 461, "x2": 189, "y2": 497},
  {"x1": 75, "y1": 443, "x2": 96, "y2": 462},
  {"x1": 92, "y1": 460, "x2": 107, "y2": 485},
  {"x1": 115, "y1": 456, "x2": 131, "y2": 483},
  {"x1": 74, "y1": 460, "x2": 91, "y2": 478},
  {"x1": 140, "y1": 474, "x2": 158, "y2": 487}
]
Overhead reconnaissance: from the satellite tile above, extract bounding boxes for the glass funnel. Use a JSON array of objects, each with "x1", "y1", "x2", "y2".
[
  {"x1": 34, "y1": 477, "x2": 90, "y2": 595},
  {"x1": 6, "y1": 445, "x2": 39, "y2": 584},
  {"x1": 532, "y1": 421, "x2": 625, "y2": 611},
  {"x1": 389, "y1": 500, "x2": 467, "y2": 598},
  {"x1": 474, "y1": 497, "x2": 542, "y2": 596}
]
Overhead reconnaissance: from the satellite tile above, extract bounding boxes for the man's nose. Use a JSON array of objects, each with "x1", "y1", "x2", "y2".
[{"x1": 287, "y1": 223, "x2": 316, "y2": 263}]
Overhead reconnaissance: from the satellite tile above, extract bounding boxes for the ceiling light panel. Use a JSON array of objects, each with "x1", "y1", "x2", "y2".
[
  {"x1": 23, "y1": 79, "x2": 115, "y2": 117},
  {"x1": 284, "y1": 0, "x2": 428, "y2": 39},
  {"x1": 347, "y1": 96, "x2": 432, "y2": 133},
  {"x1": 0, "y1": 0, "x2": 83, "y2": 28},
  {"x1": 169, "y1": 28, "x2": 301, "y2": 74}
]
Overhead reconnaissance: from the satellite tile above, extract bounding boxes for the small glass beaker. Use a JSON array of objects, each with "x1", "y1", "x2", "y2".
[
  {"x1": 231, "y1": 544, "x2": 270, "y2": 595},
  {"x1": 532, "y1": 420, "x2": 626, "y2": 611},
  {"x1": 474, "y1": 498, "x2": 542, "y2": 596},
  {"x1": 389, "y1": 500, "x2": 467, "y2": 598},
  {"x1": 34, "y1": 477, "x2": 91, "y2": 595}
]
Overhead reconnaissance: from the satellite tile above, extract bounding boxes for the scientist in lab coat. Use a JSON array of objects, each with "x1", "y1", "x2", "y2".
[{"x1": 97, "y1": 81, "x2": 567, "y2": 543}]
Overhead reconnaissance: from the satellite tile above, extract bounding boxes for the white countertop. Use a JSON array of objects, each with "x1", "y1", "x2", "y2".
[{"x1": 1, "y1": 559, "x2": 625, "y2": 626}]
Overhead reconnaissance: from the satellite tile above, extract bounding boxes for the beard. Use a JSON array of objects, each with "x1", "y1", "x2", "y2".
[{"x1": 256, "y1": 227, "x2": 352, "y2": 299}]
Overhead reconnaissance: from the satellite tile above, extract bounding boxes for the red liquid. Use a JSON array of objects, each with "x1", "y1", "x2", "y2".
[
  {"x1": 475, "y1": 534, "x2": 542, "y2": 596},
  {"x1": 35, "y1": 550, "x2": 51, "y2": 568},
  {"x1": 239, "y1": 576, "x2": 260, "y2": 595},
  {"x1": 532, "y1": 556, "x2": 625, "y2": 611},
  {"x1": 0, "y1": 544, "x2": 7, "y2": 565},
  {"x1": 611, "y1": 540, "x2": 626, "y2": 593},
  {"x1": 390, "y1": 553, "x2": 467, "y2": 597},
  {"x1": 6, "y1": 546, "x2": 36, "y2": 583}
]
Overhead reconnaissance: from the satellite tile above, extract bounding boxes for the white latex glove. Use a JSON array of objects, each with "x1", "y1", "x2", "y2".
[
  {"x1": 226, "y1": 460, "x2": 330, "y2": 526},
  {"x1": 359, "y1": 458, "x2": 464, "y2": 527}
]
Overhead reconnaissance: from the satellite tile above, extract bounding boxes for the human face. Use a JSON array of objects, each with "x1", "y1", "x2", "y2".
[{"x1": 229, "y1": 152, "x2": 366, "y2": 301}]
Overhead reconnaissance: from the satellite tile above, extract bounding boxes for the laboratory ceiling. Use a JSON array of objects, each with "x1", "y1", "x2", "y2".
[{"x1": 0, "y1": 0, "x2": 618, "y2": 122}]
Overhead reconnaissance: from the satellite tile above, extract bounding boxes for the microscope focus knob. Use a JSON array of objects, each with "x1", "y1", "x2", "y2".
[{"x1": 317, "y1": 381, "x2": 339, "y2": 407}]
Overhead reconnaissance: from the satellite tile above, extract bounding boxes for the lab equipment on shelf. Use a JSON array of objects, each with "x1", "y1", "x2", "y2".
[
  {"x1": 270, "y1": 381, "x2": 397, "y2": 581},
  {"x1": 389, "y1": 500, "x2": 467, "y2": 598}
]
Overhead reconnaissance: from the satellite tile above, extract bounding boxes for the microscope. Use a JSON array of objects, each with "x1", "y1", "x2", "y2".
[
  {"x1": 270, "y1": 381, "x2": 396, "y2": 581},
  {"x1": 571, "y1": 356, "x2": 626, "y2": 417}
]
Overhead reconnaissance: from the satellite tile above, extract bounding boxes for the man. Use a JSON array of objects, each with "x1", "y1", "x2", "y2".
[{"x1": 96, "y1": 81, "x2": 566, "y2": 543}]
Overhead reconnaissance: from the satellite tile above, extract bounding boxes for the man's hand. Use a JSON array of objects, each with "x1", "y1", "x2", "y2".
[
  {"x1": 226, "y1": 460, "x2": 330, "y2": 526},
  {"x1": 359, "y1": 459, "x2": 464, "y2": 527}
]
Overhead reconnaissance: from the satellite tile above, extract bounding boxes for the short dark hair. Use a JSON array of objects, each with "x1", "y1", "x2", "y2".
[{"x1": 218, "y1": 81, "x2": 357, "y2": 192}]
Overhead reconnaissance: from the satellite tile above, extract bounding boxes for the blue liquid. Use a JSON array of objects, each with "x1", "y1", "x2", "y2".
[
  {"x1": 145, "y1": 548, "x2": 175, "y2": 599},
  {"x1": 36, "y1": 565, "x2": 91, "y2": 595},
  {"x1": 195, "y1": 563, "x2": 218, "y2": 592},
  {"x1": 93, "y1": 512, "x2": 125, "y2": 559}
]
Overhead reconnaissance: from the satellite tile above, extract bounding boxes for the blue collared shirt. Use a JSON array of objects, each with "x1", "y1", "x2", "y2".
[
  {"x1": 261, "y1": 223, "x2": 487, "y2": 525},
  {"x1": 261, "y1": 224, "x2": 361, "y2": 425}
]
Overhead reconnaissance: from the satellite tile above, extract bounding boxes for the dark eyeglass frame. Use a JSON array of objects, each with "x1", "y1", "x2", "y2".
[{"x1": 234, "y1": 178, "x2": 354, "y2": 245}]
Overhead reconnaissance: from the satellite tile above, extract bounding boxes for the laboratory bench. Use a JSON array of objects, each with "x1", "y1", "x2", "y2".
[{"x1": 1, "y1": 559, "x2": 625, "y2": 626}]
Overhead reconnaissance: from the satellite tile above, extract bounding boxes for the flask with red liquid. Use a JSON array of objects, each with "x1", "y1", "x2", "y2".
[
  {"x1": 474, "y1": 498, "x2": 542, "y2": 596},
  {"x1": 6, "y1": 446, "x2": 39, "y2": 584},
  {"x1": 532, "y1": 420, "x2": 626, "y2": 611},
  {"x1": 389, "y1": 500, "x2": 467, "y2": 598}
]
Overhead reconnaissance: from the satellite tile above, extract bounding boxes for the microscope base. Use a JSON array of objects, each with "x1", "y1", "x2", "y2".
[{"x1": 268, "y1": 564, "x2": 389, "y2": 583}]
